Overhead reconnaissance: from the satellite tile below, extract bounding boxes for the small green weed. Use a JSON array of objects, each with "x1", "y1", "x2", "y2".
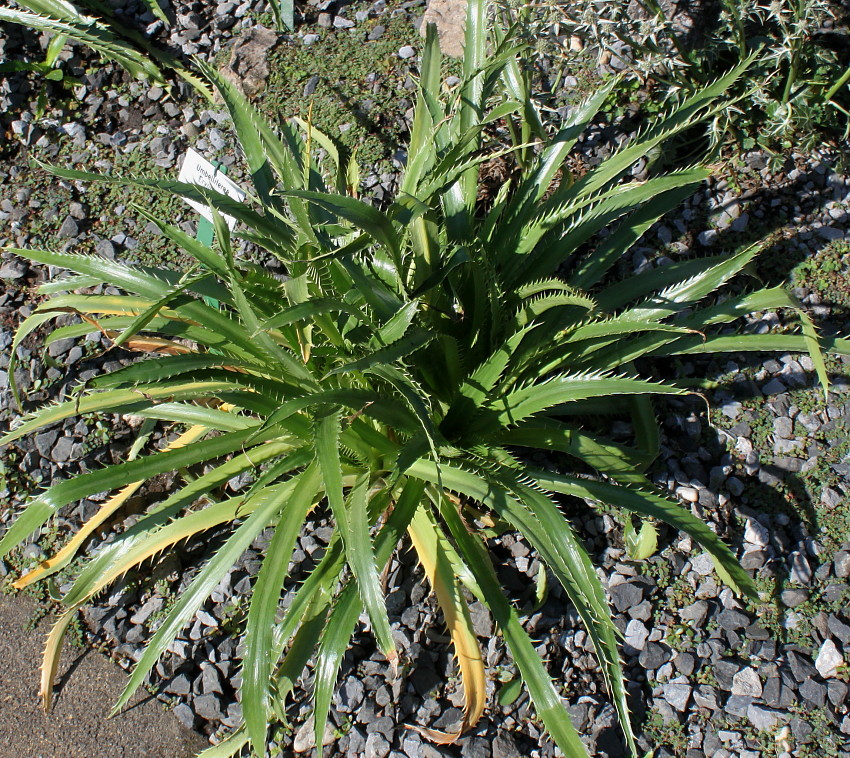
[
  {"x1": 788, "y1": 703, "x2": 842, "y2": 756},
  {"x1": 665, "y1": 622, "x2": 698, "y2": 651},
  {"x1": 792, "y1": 239, "x2": 850, "y2": 311},
  {"x1": 641, "y1": 557, "x2": 672, "y2": 589},
  {"x1": 641, "y1": 707, "x2": 690, "y2": 754},
  {"x1": 694, "y1": 664, "x2": 718, "y2": 687}
]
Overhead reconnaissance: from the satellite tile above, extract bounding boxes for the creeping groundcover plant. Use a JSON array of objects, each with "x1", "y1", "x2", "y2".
[{"x1": 3, "y1": 2, "x2": 850, "y2": 756}]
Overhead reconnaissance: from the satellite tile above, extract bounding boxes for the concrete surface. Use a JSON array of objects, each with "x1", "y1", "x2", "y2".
[{"x1": 0, "y1": 594, "x2": 209, "y2": 758}]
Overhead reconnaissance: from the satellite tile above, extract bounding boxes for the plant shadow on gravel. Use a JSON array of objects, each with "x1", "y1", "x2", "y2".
[
  {"x1": 657, "y1": 357, "x2": 849, "y2": 607},
  {"x1": 682, "y1": 169, "x2": 847, "y2": 288},
  {"x1": 53, "y1": 645, "x2": 96, "y2": 699}
]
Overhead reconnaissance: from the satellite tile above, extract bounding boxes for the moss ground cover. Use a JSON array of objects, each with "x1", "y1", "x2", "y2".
[{"x1": 259, "y1": 11, "x2": 424, "y2": 176}]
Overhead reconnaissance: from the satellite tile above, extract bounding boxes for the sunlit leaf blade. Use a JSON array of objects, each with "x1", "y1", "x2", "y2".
[
  {"x1": 570, "y1": 184, "x2": 702, "y2": 291},
  {"x1": 311, "y1": 480, "x2": 424, "y2": 758},
  {"x1": 61, "y1": 475, "x2": 294, "y2": 608},
  {"x1": 311, "y1": 587, "x2": 360, "y2": 758},
  {"x1": 315, "y1": 414, "x2": 395, "y2": 663},
  {"x1": 112, "y1": 482, "x2": 300, "y2": 713},
  {"x1": 328, "y1": 330, "x2": 434, "y2": 376},
  {"x1": 407, "y1": 458, "x2": 636, "y2": 754},
  {"x1": 40, "y1": 601, "x2": 84, "y2": 710},
  {"x1": 284, "y1": 190, "x2": 402, "y2": 263},
  {"x1": 0, "y1": 426, "x2": 262, "y2": 563},
  {"x1": 262, "y1": 298, "x2": 372, "y2": 331},
  {"x1": 660, "y1": 333, "x2": 850, "y2": 359},
  {"x1": 242, "y1": 464, "x2": 322, "y2": 756},
  {"x1": 433, "y1": 489, "x2": 591, "y2": 758},
  {"x1": 195, "y1": 727, "x2": 250, "y2": 758},
  {"x1": 13, "y1": 424, "x2": 209, "y2": 589},
  {"x1": 479, "y1": 373, "x2": 687, "y2": 434},
  {"x1": 346, "y1": 477, "x2": 396, "y2": 662}
]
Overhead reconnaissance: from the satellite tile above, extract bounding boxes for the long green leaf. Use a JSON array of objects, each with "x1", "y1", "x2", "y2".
[
  {"x1": 34, "y1": 166, "x2": 291, "y2": 247},
  {"x1": 132, "y1": 403, "x2": 259, "y2": 431},
  {"x1": 479, "y1": 373, "x2": 686, "y2": 434},
  {"x1": 242, "y1": 464, "x2": 322, "y2": 756},
  {"x1": 660, "y1": 333, "x2": 850, "y2": 359},
  {"x1": 573, "y1": 56, "x2": 754, "y2": 199},
  {"x1": 284, "y1": 190, "x2": 402, "y2": 266},
  {"x1": 1, "y1": 381, "x2": 237, "y2": 446},
  {"x1": 63, "y1": 447, "x2": 310, "y2": 607},
  {"x1": 533, "y1": 472, "x2": 758, "y2": 599},
  {"x1": 329, "y1": 330, "x2": 434, "y2": 376},
  {"x1": 89, "y1": 354, "x2": 239, "y2": 388},
  {"x1": 409, "y1": 459, "x2": 635, "y2": 753},
  {"x1": 0, "y1": 426, "x2": 261, "y2": 561},
  {"x1": 432, "y1": 489, "x2": 591, "y2": 758},
  {"x1": 570, "y1": 184, "x2": 701, "y2": 291},
  {"x1": 316, "y1": 415, "x2": 395, "y2": 661},
  {"x1": 621, "y1": 243, "x2": 761, "y2": 323},
  {"x1": 0, "y1": 7, "x2": 164, "y2": 82},
  {"x1": 112, "y1": 481, "x2": 299, "y2": 713},
  {"x1": 401, "y1": 22, "x2": 441, "y2": 195},
  {"x1": 312, "y1": 479, "x2": 423, "y2": 758},
  {"x1": 496, "y1": 420, "x2": 652, "y2": 478},
  {"x1": 263, "y1": 298, "x2": 372, "y2": 331},
  {"x1": 510, "y1": 169, "x2": 709, "y2": 286}
]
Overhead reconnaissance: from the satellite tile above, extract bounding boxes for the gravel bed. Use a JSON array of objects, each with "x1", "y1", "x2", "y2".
[{"x1": 1, "y1": 3, "x2": 850, "y2": 757}]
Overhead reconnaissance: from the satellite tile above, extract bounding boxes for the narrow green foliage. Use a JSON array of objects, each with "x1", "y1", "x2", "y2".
[
  {"x1": 242, "y1": 464, "x2": 322, "y2": 755},
  {"x1": 0, "y1": 0, "x2": 212, "y2": 97},
  {"x1": 0, "y1": 3, "x2": 841, "y2": 758}
]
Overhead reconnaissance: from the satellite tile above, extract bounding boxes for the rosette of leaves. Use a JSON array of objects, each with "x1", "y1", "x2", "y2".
[{"x1": 2, "y1": 2, "x2": 848, "y2": 756}]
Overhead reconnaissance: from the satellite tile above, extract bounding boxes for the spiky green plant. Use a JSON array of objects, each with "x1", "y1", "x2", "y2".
[{"x1": 2, "y1": 2, "x2": 848, "y2": 757}]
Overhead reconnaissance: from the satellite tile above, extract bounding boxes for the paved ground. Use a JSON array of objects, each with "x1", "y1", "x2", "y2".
[{"x1": 0, "y1": 594, "x2": 209, "y2": 758}]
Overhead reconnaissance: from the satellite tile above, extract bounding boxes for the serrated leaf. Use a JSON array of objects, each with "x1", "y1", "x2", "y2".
[
  {"x1": 315, "y1": 415, "x2": 395, "y2": 664},
  {"x1": 433, "y1": 489, "x2": 591, "y2": 758},
  {"x1": 243, "y1": 464, "x2": 322, "y2": 756},
  {"x1": 534, "y1": 472, "x2": 758, "y2": 599},
  {"x1": 112, "y1": 483, "x2": 297, "y2": 714},
  {"x1": 408, "y1": 506, "x2": 486, "y2": 740},
  {"x1": 328, "y1": 330, "x2": 434, "y2": 376}
]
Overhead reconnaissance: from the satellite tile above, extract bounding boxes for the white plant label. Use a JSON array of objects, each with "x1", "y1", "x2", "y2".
[{"x1": 177, "y1": 148, "x2": 246, "y2": 230}]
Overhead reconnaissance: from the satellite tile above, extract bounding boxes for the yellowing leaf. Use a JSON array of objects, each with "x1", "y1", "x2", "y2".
[
  {"x1": 407, "y1": 507, "x2": 486, "y2": 742},
  {"x1": 14, "y1": 424, "x2": 210, "y2": 590},
  {"x1": 40, "y1": 601, "x2": 84, "y2": 711}
]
